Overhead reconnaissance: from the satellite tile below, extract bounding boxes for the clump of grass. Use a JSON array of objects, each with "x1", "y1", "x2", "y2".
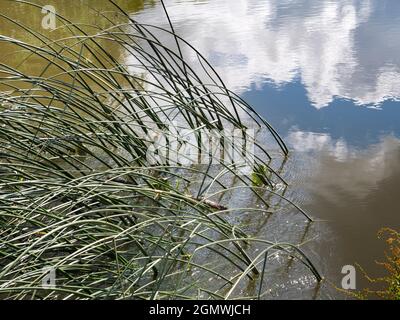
[
  {"x1": 355, "y1": 228, "x2": 400, "y2": 300},
  {"x1": 0, "y1": 0, "x2": 321, "y2": 299}
]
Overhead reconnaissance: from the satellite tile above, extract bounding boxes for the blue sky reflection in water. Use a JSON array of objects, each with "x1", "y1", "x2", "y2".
[{"x1": 133, "y1": 0, "x2": 400, "y2": 297}]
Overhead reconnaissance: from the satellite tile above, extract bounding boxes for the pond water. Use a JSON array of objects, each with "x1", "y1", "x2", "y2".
[
  {"x1": 133, "y1": 0, "x2": 400, "y2": 298},
  {"x1": 2, "y1": 0, "x2": 400, "y2": 299}
]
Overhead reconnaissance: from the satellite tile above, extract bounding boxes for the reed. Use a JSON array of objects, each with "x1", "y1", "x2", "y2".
[{"x1": 0, "y1": 0, "x2": 321, "y2": 299}]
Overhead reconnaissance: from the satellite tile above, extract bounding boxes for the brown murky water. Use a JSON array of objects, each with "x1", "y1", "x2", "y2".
[{"x1": 2, "y1": 0, "x2": 400, "y2": 299}]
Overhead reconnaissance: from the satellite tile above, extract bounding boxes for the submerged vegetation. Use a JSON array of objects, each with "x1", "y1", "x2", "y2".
[{"x1": 0, "y1": 0, "x2": 320, "y2": 299}]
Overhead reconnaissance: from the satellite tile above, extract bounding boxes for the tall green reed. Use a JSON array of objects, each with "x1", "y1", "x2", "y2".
[{"x1": 0, "y1": 0, "x2": 321, "y2": 299}]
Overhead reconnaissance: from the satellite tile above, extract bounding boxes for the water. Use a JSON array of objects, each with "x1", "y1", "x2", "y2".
[
  {"x1": 2, "y1": 0, "x2": 400, "y2": 299},
  {"x1": 133, "y1": 0, "x2": 400, "y2": 298}
]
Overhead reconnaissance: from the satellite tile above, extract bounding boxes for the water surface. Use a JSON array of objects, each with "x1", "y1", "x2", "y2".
[{"x1": 132, "y1": 0, "x2": 400, "y2": 298}]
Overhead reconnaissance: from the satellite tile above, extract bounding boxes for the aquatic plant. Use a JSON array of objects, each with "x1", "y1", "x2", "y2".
[
  {"x1": 0, "y1": 0, "x2": 320, "y2": 299},
  {"x1": 356, "y1": 228, "x2": 400, "y2": 300}
]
